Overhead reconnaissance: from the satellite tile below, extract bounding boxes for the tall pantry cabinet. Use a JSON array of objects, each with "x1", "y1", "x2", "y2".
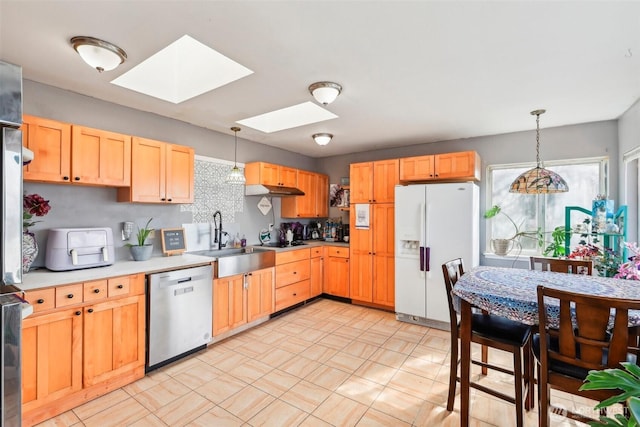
[{"x1": 349, "y1": 159, "x2": 398, "y2": 309}]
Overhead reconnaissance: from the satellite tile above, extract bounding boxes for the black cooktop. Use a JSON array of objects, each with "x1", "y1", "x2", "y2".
[{"x1": 263, "y1": 240, "x2": 308, "y2": 248}]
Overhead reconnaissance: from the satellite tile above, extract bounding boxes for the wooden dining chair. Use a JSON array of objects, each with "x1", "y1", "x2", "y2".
[
  {"x1": 529, "y1": 256, "x2": 592, "y2": 275},
  {"x1": 535, "y1": 285, "x2": 640, "y2": 426},
  {"x1": 442, "y1": 258, "x2": 534, "y2": 427}
]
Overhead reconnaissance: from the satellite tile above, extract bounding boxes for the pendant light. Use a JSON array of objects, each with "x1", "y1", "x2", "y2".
[
  {"x1": 509, "y1": 109, "x2": 568, "y2": 194},
  {"x1": 225, "y1": 126, "x2": 246, "y2": 184}
]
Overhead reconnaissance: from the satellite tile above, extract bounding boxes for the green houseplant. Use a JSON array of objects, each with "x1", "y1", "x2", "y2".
[
  {"x1": 128, "y1": 218, "x2": 154, "y2": 261},
  {"x1": 484, "y1": 205, "x2": 542, "y2": 255}
]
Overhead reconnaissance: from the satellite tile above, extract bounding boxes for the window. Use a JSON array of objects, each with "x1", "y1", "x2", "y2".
[{"x1": 487, "y1": 157, "x2": 608, "y2": 254}]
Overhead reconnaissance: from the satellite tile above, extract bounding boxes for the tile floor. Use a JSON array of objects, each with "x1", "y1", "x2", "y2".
[{"x1": 35, "y1": 299, "x2": 599, "y2": 427}]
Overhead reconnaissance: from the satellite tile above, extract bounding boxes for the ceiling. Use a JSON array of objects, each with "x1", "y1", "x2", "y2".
[{"x1": 2, "y1": 1, "x2": 639, "y2": 158}]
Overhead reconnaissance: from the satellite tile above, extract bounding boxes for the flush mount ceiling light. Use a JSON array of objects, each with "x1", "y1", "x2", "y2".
[
  {"x1": 509, "y1": 109, "x2": 569, "y2": 194},
  {"x1": 226, "y1": 127, "x2": 246, "y2": 185},
  {"x1": 313, "y1": 133, "x2": 333, "y2": 146},
  {"x1": 70, "y1": 36, "x2": 127, "y2": 73},
  {"x1": 308, "y1": 81, "x2": 342, "y2": 105}
]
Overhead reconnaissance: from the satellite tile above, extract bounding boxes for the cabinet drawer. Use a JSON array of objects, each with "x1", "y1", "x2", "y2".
[
  {"x1": 55, "y1": 283, "x2": 83, "y2": 307},
  {"x1": 83, "y1": 280, "x2": 108, "y2": 302},
  {"x1": 25, "y1": 288, "x2": 55, "y2": 313},
  {"x1": 276, "y1": 259, "x2": 310, "y2": 288},
  {"x1": 275, "y1": 280, "x2": 310, "y2": 312},
  {"x1": 276, "y1": 248, "x2": 310, "y2": 265},
  {"x1": 108, "y1": 276, "x2": 130, "y2": 297},
  {"x1": 328, "y1": 246, "x2": 349, "y2": 258},
  {"x1": 310, "y1": 247, "x2": 323, "y2": 258}
]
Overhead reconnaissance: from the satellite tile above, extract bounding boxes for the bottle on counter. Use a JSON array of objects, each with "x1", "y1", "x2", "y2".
[
  {"x1": 241, "y1": 234, "x2": 247, "y2": 247},
  {"x1": 234, "y1": 233, "x2": 241, "y2": 248}
]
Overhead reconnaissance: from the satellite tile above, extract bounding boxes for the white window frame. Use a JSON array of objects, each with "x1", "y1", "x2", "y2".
[{"x1": 485, "y1": 156, "x2": 609, "y2": 256}]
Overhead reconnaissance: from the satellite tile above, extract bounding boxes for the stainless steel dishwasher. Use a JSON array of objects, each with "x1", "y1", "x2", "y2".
[{"x1": 147, "y1": 265, "x2": 212, "y2": 371}]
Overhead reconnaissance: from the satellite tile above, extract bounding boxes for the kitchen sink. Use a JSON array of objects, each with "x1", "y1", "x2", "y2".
[{"x1": 190, "y1": 247, "x2": 275, "y2": 278}]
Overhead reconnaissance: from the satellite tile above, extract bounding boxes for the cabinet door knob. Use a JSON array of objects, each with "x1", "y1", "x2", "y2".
[
  {"x1": 74, "y1": 176, "x2": 80, "y2": 181},
  {"x1": 75, "y1": 311, "x2": 81, "y2": 316},
  {"x1": 87, "y1": 308, "x2": 94, "y2": 313},
  {"x1": 293, "y1": 293, "x2": 297, "y2": 296},
  {"x1": 117, "y1": 284, "x2": 124, "y2": 289},
  {"x1": 63, "y1": 176, "x2": 69, "y2": 181},
  {"x1": 67, "y1": 294, "x2": 74, "y2": 299},
  {"x1": 36, "y1": 299, "x2": 44, "y2": 304},
  {"x1": 293, "y1": 271, "x2": 297, "y2": 274},
  {"x1": 161, "y1": 198, "x2": 166, "y2": 201},
  {"x1": 93, "y1": 289, "x2": 100, "y2": 293}
]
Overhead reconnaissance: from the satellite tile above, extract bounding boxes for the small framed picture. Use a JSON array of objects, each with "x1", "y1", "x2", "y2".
[{"x1": 160, "y1": 228, "x2": 187, "y2": 256}]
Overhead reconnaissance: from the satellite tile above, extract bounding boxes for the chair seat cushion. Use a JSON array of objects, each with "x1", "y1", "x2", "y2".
[
  {"x1": 471, "y1": 313, "x2": 532, "y2": 346},
  {"x1": 532, "y1": 334, "x2": 638, "y2": 380}
]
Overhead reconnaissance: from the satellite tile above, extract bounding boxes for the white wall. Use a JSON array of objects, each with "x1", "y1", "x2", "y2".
[{"x1": 618, "y1": 98, "x2": 640, "y2": 243}]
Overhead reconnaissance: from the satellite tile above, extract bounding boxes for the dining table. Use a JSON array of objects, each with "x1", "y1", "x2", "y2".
[{"x1": 451, "y1": 265, "x2": 640, "y2": 427}]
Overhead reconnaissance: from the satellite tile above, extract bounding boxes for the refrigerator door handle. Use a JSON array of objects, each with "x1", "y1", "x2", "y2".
[{"x1": 419, "y1": 246, "x2": 430, "y2": 272}]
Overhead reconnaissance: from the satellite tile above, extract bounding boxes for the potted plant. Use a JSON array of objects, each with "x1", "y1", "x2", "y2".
[
  {"x1": 127, "y1": 218, "x2": 154, "y2": 261},
  {"x1": 484, "y1": 205, "x2": 542, "y2": 255}
]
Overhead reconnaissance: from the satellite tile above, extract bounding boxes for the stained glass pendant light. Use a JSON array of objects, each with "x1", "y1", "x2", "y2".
[
  {"x1": 509, "y1": 109, "x2": 568, "y2": 194},
  {"x1": 225, "y1": 127, "x2": 246, "y2": 184}
]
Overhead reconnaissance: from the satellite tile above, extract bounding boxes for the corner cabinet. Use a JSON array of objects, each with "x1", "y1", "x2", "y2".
[
  {"x1": 22, "y1": 115, "x2": 72, "y2": 183},
  {"x1": 117, "y1": 137, "x2": 194, "y2": 203},
  {"x1": 399, "y1": 151, "x2": 480, "y2": 182},
  {"x1": 281, "y1": 170, "x2": 329, "y2": 218}
]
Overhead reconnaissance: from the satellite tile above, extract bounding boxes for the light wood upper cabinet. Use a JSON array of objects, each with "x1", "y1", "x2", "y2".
[
  {"x1": 23, "y1": 116, "x2": 132, "y2": 187},
  {"x1": 71, "y1": 125, "x2": 131, "y2": 186},
  {"x1": 22, "y1": 115, "x2": 72, "y2": 183},
  {"x1": 400, "y1": 151, "x2": 480, "y2": 182},
  {"x1": 350, "y1": 159, "x2": 399, "y2": 204},
  {"x1": 245, "y1": 162, "x2": 298, "y2": 187},
  {"x1": 281, "y1": 170, "x2": 329, "y2": 218},
  {"x1": 117, "y1": 137, "x2": 194, "y2": 203}
]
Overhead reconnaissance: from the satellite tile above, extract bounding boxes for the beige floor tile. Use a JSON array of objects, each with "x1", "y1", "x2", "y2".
[
  {"x1": 413, "y1": 401, "x2": 496, "y2": 427},
  {"x1": 133, "y1": 377, "x2": 192, "y2": 412},
  {"x1": 342, "y1": 340, "x2": 379, "y2": 359},
  {"x1": 258, "y1": 347, "x2": 297, "y2": 368},
  {"x1": 73, "y1": 388, "x2": 131, "y2": 420},
  {"x1": 370, "y1": 386, "x2": 424, "y2": 424},
  {"x1": 368, "y1": 348, "x2": 408, "y2": 369},
  {"x1": 317, "y1": 333, "x2": 353, "y2": 350},
  {"x1": 281, "y1": 380, "x2": 332, "y2": 413},
  {"x1": 153, "y1": 390, "x2": 214, "y2": 426},
  {"x1": 356, "y1": 408, "x2": 411, "y2": 426},
  {"x1": 312, "y1": 393, "x2": 368, "y2": 426},
  {"x1": 393, "y1": 329, "x2": 426, "y2": 344},
  {"x1": 279, "y1": 336, "x2": 313, "y2": 354},
  {"x1": 420, "y1": 333, "x2": 451, "y2": 351},
  {"x1": 82, "y1": 397, "x2": 150, "y2": 427},
  {"x1": 248, "y1": 399, "x2": 309, "y2": 426},
  {"x1": 325, "y1": 351, "x2": 366, "y2": 373},
  {"x1": 127, "y1": 413, "x2": 167, "y2": 427},
  {"x1": 381, "y1": 337, "x2": 418, "y2": 355},
  {"x1": 334, "y1": 325, "x2": 368, "y2": 340},
  {"x1": 410, "y1": 344, "x2": 449, "y2": 365},
  {"x1": 160, "y1": 353, "x2": 203, "y2": 377},
  {"x1": 227, "y1": 357, "x2": 273, "y2": 383},
  {"x1": 387, "y1": 369, "x2": 434, "y2": 400},
  {"x1": 354, "y1": 360, "x2": 398, "y2": 386},
  {"x1": 208, "y1": 351, "x2": 250, "y2": 372},
  {"x1": 122, "y1": 369, "x2": 171, "y2": 395},
  {"x1": 219, "y1": 385, "x2": 275, "y2": 421},
  {"x1": 298, "y1": 327, "x2": 328, "y2": 342},
  {"x1": 280, "y1": 354, "x2": 322, "y2": 378},
  {"x1": 194, "y1": 373, "x2": 248, "y2": 404},
  {"x1": 302, "y1": 343, "x2": 339, "y2": 363},
  {"x1": 298, "y1": 415, "x2": 333, "y2": 427},
  {"x1": 336, "y1": 375, "x2": 384, "y2": 406},
  {"x1": 358, "y1": 330, "x2": 390, "y2": 346},
  {"x1": 317, "y1": 320, "x2": 344, "y2": 333},
  {"x1": 234, "y1": 340, "x2": 274, "y2": 358},
  {"x1": 172, "y1": 359, "x2": 223, "y2": 389},
  {"x1": 258, "y1": 330, "x2": 289, "y2": 345},
  {"x1": 400, "y1": 355, "x2": 444, "y2": 380},
  {"x1": 186, "y1": 405, "x2": 244, "y2": 427},
  {"x1": 349, "y1": 319, "x2": 377, "y2": 331},
  {"x1": 305, "y1": 364, "x2": 351, "y2": 391},
  {"x1": 34, "y1": 410, "x2": 80, "y2": 427},
  {"x1": 253, "y1": 368, "x2": 301, "y2": 397}
]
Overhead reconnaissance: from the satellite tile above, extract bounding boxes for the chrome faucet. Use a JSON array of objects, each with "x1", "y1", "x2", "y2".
[{"x1": 212, "y1": 210, "x2": 222, "y2": 250}]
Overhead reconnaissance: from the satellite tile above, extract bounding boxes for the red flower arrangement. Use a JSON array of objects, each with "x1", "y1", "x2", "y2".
[{"x1": 23, "y1": 193, "x2": 51, "y2": 230}]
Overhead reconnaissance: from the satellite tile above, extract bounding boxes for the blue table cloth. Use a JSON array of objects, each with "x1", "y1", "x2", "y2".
[{"x1": 452, "y1": 266, "x2": 640, "y2": 327}]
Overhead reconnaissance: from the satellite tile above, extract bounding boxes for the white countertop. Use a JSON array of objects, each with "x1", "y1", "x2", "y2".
[
  {"x1": 19, "y1": 240, "x2": 349, "y2": 291},
  {"x1": 20, "y1": 254, "x2": 215, "y2": 291}
]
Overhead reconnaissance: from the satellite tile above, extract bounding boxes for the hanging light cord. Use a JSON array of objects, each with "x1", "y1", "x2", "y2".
[
  {"x1": 231, "y1": 126, "x2": 241, "y2": 166},
  {"x1": 535, "y1": 112, "x2": 541, "y2": 168}
]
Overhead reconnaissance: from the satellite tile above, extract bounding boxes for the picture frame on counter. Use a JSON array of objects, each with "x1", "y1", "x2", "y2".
[{"x1": 160, "y1": 228, "x2": 187, "y2": 256}]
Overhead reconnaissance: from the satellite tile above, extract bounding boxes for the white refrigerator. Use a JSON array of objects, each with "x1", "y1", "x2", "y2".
[{"x1": 395, "y1": 182, "x2": 479, "y2": 329}]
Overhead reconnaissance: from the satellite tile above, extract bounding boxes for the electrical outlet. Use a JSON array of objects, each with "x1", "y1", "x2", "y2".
[
  {"x1": 268, "y1": 224, "x2": 274, "y2": 231},
  {"x1": 148, "y1": 229, "x2": 155, "y2": 239}
]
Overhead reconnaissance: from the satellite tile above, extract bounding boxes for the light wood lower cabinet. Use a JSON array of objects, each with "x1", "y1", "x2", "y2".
[
  {"x1": 21, "y1": 274, "x2": 146, "y2": 426},
  {"x1": 213, "y1": 267, "x2": 274, "y2": 336},
  {"x1": 324, "y1": 246, "x2": 350, "y2": 298},
  {"x1": 310, "y1": 247, "x2": 323, "y2": 297},
  {"x1": 275, "y1": 248, "x2": 311, "y2": 311}
]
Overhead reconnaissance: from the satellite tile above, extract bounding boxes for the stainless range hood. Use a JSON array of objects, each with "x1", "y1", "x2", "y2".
[{"x1": 245, "y1": 184, "x2": 305, "y2": 197}]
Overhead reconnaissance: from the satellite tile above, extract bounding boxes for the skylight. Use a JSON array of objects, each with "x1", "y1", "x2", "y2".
[
  {"x1": 111, "y1": 35, "x2": 253, "y2": 104},
  {"x1": 237, "y1": 102, "x2": 338, "y2": 133}
]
